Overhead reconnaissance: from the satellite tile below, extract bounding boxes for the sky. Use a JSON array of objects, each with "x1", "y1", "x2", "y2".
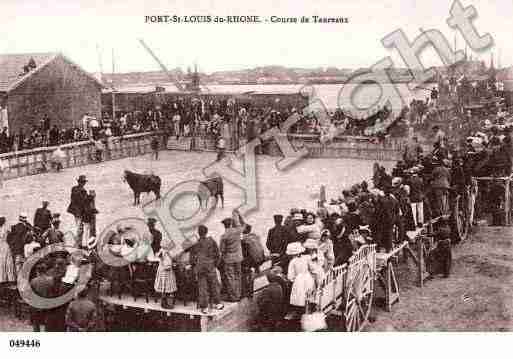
[{"x1": 0, "y1": 0, "x2": 511, "y2": 74}]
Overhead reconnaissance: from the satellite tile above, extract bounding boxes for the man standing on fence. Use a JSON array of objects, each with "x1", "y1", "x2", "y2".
[{"x1": 67, "y1": 175, "x2": 88, "y2": 247}]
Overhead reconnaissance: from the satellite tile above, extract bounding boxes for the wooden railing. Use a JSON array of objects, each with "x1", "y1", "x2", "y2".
[
  {"x1": 305, "y1": 244, "x2": 376, "y2": 315},
  {"x1": 473, "y1": 175, "x2": 513, "y2": 226},
  {"x1": 0, "y1": 132, "x2": 157, "y2": 180}
]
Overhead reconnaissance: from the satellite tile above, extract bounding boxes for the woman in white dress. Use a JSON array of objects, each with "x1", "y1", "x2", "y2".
[
  {"x1": 287, "y1": 241, "x2": 323, "y2": 315},
  {"x1": 0, "y1": 217, "x2": 16, "y2": 284}
]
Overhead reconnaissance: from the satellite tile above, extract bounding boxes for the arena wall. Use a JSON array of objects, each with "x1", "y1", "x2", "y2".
[
  {"x1": 0, "y1": 132, "x2": 155, "y2": 180},
  {"x1": 0, "y1": 132, "x2": 403, "y2": 181}
]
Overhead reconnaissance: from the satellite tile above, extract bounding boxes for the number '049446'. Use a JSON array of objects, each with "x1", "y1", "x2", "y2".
[{"x1": 9, "y1": 339, "x2": 40, "y2": 348}]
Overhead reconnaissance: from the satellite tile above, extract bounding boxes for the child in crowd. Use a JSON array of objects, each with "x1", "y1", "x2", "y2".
[{"x1": 154, "y1": 240, "x2": 177, "y2": 309}]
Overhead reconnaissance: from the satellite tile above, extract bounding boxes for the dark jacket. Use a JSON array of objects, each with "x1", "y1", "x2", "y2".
[
  {"x1": 408, "y1": 175, "x2": 424, "y2": 203},
  {"x1": 431, "y1": 165, "x2": 451, "y2": 189},
  {"x1": 82, "y1": 195, "x2": 98, "y2": 224},
  {"x1": 190, "y1": 236, "x2": 220, "y2": 274},
  {"x1": 67, "y1": 185, "x2": 88, "y2": 218},
  {"x1": 8, "y1": 222, "x2": 30, "y2": 256},
  {"x1": 375, "y1": 194, "x2": 400, "y2": 227},
  {"x1": 149, "y1": 228, "x2": 162, "y2": 255},
  {"x1": 42, "y1": 228, "x2": 64, "y2": 246},
  {"x1": 34, "y1": 208, "x2": 52, "y2": 232},
  {"x1": 266, "y1": 224, "x2": 290, "y2": 255},
  {"x1": 256, "y1": 281, "x2": 284, "y2": 328},
  {"x1": 343, "y1": 212, "x2": 363, "y2": 235},
  {"x1": 219, "y1": 228, "x2": 243, "y2": 264},
  {"x1": 242, "y1": 233, "x2": 265, "y2": 270}
]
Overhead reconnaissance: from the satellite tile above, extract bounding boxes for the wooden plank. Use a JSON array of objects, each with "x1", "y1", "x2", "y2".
[{"x1": 99, "y1": 294, "x2": 236, "y2": 319}]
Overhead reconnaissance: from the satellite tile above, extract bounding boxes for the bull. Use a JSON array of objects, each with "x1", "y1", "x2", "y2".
[
  {"x1": 123, "y1": 170, "x2": 161, "y2": 205},
  {"x1": 197, "y1": 176, "x2": 224, "y2": 209}
]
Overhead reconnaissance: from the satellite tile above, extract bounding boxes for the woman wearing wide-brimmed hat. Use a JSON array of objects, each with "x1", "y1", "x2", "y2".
[{"x1": 287, "y1": 241, "x2": 322, "y2": 315}]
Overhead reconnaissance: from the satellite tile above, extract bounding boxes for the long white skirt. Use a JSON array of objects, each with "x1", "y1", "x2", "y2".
[
  {"x1": 290, "y1": 272, "x2": 315, "y2": 307},
  {"x1": 0, "y1": 242, "x2": 16, "y2": 283}
]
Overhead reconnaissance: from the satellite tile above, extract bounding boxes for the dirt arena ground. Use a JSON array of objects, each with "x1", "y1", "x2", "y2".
[
  {"x1": 0, "y1": 151, "x2": 389, "y2": 244},
  {"x1": 0, "y1": 150, "x2": 511, "y2": 331}
]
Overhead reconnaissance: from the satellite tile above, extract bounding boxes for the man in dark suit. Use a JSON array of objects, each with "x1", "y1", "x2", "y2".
[
  {"x1": 34, "y1": 201, "x2": 52, "y2": 233},
  {"x1": 147, "y1": 218, "x2": 162, "y2": 255},
  {"x1": 431, "y1": 159, "x2": 451, "y2": 217},
  {"x1": 67, "y1": 175, "x2": 88, "y2": 246},
  {"x1": 266, "y1": 214, "x2": 290, "y2": 259},
  {"x1": 8, "y1": 213, "x2": 31, "y2": 272},
  {"x1": 375, "y1": 185, "x2": 401, "y2": 252}
]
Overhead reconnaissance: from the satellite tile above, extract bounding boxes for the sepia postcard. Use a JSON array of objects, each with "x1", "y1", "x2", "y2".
[{"x1": 0, "y1": 0, "x2": 511, "y2": 354}]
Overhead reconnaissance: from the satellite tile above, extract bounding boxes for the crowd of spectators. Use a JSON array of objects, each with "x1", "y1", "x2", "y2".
[{"x1": 0, "y1": 95, "x2": 399, "y2": 155}]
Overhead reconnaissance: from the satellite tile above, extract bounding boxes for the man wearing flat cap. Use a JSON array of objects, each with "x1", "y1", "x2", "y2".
[
  {"x1": 67, "y1": 175, "x2": 88, "y2": 246},
  {"x1": 219, "y1": 209, "x2": 246, "y2": 302}
]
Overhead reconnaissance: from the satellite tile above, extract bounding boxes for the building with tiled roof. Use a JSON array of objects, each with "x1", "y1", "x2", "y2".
[{"x1": 0, "y1": 52, "x2": 103, "y2": 133}]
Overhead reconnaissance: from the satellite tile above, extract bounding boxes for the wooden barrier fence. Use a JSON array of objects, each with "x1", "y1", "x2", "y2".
[
  {"x1": 0, "y1": 132, "x2": 157, "y2": 180},
  {"x1": 1, "y1": 132, "x2": 403, "y2": 181},
  {"x1": 473, "y1": 175, "x2": 513, "y2": 226},
  {"x1": 166, "y1": 134, "x2": 404, "y2": 161}
]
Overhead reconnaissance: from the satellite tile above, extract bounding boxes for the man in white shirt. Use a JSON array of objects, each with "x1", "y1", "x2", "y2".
[{"x1": 172, "y1": 113, "x2": 181, "y2": 139}]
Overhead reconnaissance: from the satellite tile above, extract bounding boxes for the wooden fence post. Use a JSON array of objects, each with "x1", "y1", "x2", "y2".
[{"x1": 418, "y1": 237, "x2": 424, "y2": 288}]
